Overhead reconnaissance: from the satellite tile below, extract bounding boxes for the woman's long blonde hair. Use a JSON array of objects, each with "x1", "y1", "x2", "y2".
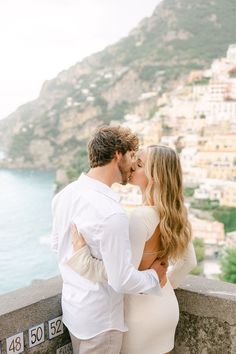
[{"x1": 144, "y1": 145, "x2": 192, "y2": 261}]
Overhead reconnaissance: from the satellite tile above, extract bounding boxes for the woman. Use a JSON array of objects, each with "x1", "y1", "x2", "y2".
[{"x1": 67, "y1": 145, "x2": 197, "y2": 354}]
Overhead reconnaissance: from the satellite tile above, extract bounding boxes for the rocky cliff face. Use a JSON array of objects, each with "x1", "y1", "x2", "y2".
[{"x1": 0, "y1": 0, "x2": 236, "y2": 178}]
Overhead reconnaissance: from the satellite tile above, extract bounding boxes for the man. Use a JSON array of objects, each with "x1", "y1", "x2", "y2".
[{"x1": 51, "y1": 125, "x2": 167, "y2": 354}]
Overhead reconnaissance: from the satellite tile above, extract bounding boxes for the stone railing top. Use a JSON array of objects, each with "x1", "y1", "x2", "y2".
[
  {"x1": 0, "y1": 275, "x2": 236, "y2": 318},
  {"x1": 175, "y1": 275, "x2": 236, "y2": 325},
  {"x1": 180, "y1": 275, "x2": 236, "y2": 302},
  {"x1": 0, "y1": 274, "x2": 236, "y2": 350},
  {"x1": 0, "y1": 276, "x2": 62, "y2": 317}
]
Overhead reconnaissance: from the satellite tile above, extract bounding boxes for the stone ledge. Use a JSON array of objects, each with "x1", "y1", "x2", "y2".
[
  {"x1": 175, "y1": 275, "x2": 236, "y2": 325},
  {"x1": 0, "y1": 277, "x2": 62, "y2": 317},
  {"x1": 179, "y1": 274, "x2": 236, "y2": 302},
  {"x1": 0, "y1": 275, "x2": 235, "y2": 353},
  {"x1": 0, "y1": 276, "x2": 68, "y2": 354},
  {"x1": 174, "y1": 275, "x2": 236, "y2": 354}
]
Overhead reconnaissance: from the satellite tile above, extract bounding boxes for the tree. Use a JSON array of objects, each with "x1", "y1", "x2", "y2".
[
  {"x1": 184, "y1": 187, "x2": 195, "y2": 197},
  {"x1": 193, "y1": 238, "x2": 205, "y2": 262},
  {"x1": 213, "y1": 207, "x2": 236, "y2": 233},
  {"x1": 191, "y1": 237, "x2": 205, "y2": 276},
  {"x1": 66, "y1": 146, "x2": 89, "y2": 183},
  {"x1": 220, "y1": 247, "x2": 236, "y2": 284}
]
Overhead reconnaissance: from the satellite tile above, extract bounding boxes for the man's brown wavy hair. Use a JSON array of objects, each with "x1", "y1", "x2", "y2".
[{"x1": 88, "y1": 125, "x2": 139, "y2": 168}]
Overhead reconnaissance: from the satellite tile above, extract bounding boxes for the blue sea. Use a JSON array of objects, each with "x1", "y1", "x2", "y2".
[{"x1": 0, "y1": 169, "x2": 59, "y2": 295}]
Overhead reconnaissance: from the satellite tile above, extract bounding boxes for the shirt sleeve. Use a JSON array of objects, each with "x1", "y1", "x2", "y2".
[
  {"x1": 50, "y1": 195, "x2": 59, "y2": 255},
  {"x1": 100, "y1": 213, "x2": 161, "y2": 295},
  {"x1": 167, "y1": 241, "x2": 197, "y2": 289},
  {"x1": 67, "y1": 245, "x2": 108, "y2": 282}
]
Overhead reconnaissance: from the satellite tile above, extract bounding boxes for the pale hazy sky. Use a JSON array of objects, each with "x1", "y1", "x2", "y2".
[{"x1": 0, "y1": 0, "x2": 160, "y2": 120}]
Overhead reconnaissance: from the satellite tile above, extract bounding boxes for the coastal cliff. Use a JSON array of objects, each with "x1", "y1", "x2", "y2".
[{"x1": 0, "y1": 0, "x2": 236, "y2": 184}]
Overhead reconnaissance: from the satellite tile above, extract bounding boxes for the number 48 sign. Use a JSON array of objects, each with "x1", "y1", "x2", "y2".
[{"x1": 6, "y1": 333, "x2": 24, "y2": 354}]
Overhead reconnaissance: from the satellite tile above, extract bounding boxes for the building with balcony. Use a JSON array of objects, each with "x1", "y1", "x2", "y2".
[{"x1": 220, "y1": 182, "x2": 236, "y2": 207}]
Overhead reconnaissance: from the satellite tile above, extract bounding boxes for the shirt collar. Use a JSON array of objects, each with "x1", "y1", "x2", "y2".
[{"x1": 78, "y1": 173, "x2": 121, "y2": 203}]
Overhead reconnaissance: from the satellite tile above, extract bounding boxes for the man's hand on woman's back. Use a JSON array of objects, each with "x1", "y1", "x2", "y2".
[{"x1": 151, "y1": 258, "x2": 168, "y2": 288}]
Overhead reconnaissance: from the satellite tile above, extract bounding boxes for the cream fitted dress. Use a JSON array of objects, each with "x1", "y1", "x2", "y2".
[{"x1": 67, "y1": 206, "x2": 197, "y2": 354}]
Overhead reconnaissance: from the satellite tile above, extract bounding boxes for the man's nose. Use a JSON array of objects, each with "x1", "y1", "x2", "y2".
[{"x1": 131, "y1": 162, "x2": 136, "y2": 172}]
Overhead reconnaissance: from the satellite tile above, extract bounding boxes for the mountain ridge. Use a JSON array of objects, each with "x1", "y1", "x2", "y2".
[{"x1": 0, "y1": 0, "x2": 236, "y2": 180}]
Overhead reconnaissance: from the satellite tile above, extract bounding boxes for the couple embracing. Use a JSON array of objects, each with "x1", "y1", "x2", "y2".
[{"x1": 51, "y1": 125, "x2": 196, "y2": 354}]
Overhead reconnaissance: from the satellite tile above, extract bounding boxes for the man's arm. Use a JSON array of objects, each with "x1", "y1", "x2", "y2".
[
  {"x1": 67, "y1": 245, "x2": 108, "y2": 282},
  {"x1": 100, "y1": 213, "x2": 163, "y2": 294}
]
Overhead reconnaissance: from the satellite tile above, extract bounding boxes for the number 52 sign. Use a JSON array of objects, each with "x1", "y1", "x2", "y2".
[{"x1": 48, "y1": 316, "x2": 64, "y2": 339}]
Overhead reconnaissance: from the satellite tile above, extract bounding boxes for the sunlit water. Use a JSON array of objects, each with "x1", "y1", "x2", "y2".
[{"x1": 0, "y1": 169, "x2": 59, "y2": 294}]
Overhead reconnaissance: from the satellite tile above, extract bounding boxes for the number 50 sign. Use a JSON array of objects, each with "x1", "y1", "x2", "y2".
[{"x1": 29, "y1": 323, "x2": 44, "y2": 348}]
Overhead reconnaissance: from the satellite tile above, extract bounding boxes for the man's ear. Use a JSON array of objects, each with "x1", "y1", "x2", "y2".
[{"x1": 114, "y1": 151, "x2": 122, "y2": 162}]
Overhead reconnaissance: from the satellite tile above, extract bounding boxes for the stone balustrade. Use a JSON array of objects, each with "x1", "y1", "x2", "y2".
[{"x1": 0, "y1": 275, "x2": 235, "y2": 353}]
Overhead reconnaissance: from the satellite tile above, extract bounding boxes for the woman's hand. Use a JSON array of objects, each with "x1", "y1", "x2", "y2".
[{"x1": 70, "y1": 223, "x2": 86, "y2": 252}]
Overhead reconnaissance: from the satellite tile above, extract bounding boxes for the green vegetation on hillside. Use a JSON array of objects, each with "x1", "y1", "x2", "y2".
[
  {"x1": 102, "y1": 101, "x2": 130, "y2": 124},
  {"x1": 191, "y1": 238, "x2": 205, "y2": 276},
  {"x1": 213, "y1": 207, "x2": 236, "y2": 233},
  {"x1": 66, "y1": 144, "x2": 89, "y2": 183},
  {"x1": 184, "y1": 187, "x2": 195, "y2": 197},
  {"x1": 94, "y1": 97, "x2": 108, "y2": 114},
  {"x1": 9, "y1": 128, "x2": 34, "y2": 161},
  {"x1": 192, "y1": 78, "x2": 210, "y2": 85},
  {"x1": 191, "y1": 199, "x2": 219, "y2": 211},
  {"x1": 98, "y1": 0, "x2": 236, "y2": 83},
  {"x1": 191, "y1": 201, "x2": 236, "y2": 232},
  {"x1": 220, "y1": 247, "x2": 236, "y2": 284},
  {"x1": 139, "y1": 65, "x2": 158, "y2": 81},
  {"x1": 2, "y1": 0, "x2": 236, "y2": 173}
]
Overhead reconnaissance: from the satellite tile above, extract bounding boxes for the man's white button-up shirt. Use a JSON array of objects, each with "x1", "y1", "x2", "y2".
[{"x1": 51, "y1": 173, "x2": 160, "y2": 339}]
